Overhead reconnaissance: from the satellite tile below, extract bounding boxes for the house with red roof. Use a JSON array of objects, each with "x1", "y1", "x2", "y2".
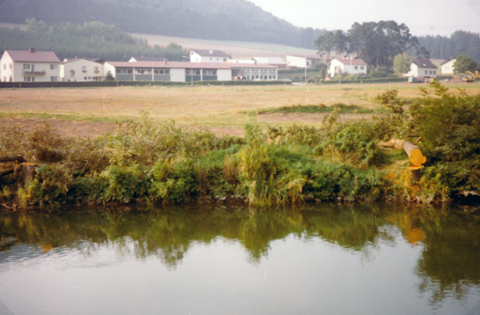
[
  {"x1": 329, "y1": 58, "x2": 367, "y2": 78},
  {"x1": 1, "y1": 48, "x2": 61, "y2": 82}
]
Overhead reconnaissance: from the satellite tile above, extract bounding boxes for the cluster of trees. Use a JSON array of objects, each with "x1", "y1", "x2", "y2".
[
  {"x1": 315, "y1": 21, "x2": 422, "y2": 69},
  {"x1": 0, "y1": 19, "x2": 187, "y2": 61},
  {"x1": 412, "y1": 31, "x2": 480, "y2": 61},
  {"x1": 0, "y1": 0, "x2": 326, "y2": 49}
]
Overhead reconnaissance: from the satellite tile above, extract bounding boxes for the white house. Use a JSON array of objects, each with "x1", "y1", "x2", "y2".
[
  {"x1": 190, "y1": 50, "x2": 231, "y2": 63},
  {"x1": 1, "y1": 48, "x2": 60, "y2": 82},
  {"x1": 328, "y1": 58, "x2": 367, "y2": 77},
  {"x1": 286, "y1": 55, "x2": 321, "y2": 68},
  {"x1": 60, "y1": 58, "x2": 104, "y2": 81},
  {"x1": 440, "y1": 58, "x2": 456, "y2": 75},
  {"x1": 407, "y1": 58, "x2": 437, "y2": 77}
]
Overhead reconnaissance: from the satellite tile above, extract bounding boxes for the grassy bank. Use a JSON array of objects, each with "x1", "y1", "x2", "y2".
[{"x1": 1, "y1": 83, "x2": 479, "y2": 210}]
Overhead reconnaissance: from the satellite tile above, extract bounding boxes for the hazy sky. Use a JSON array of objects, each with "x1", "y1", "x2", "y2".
[{"x1": 249, "y1": 0, "x2": 480, "y2": 36}]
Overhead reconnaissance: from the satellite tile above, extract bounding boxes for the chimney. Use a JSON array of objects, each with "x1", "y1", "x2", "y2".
[
  {"x1": 164, "y1": 59, "x2": 167, "y2": 64},
  {"x1": 29, "y1": 48, "x2": 35, "y2": 53}
]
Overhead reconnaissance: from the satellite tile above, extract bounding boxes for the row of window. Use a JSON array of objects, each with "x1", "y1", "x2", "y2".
[
  {"x1": 425, "y1": 70, "x2": 436, "y2": 75},
  {"x1": 23, "y1": 76, "x2": 58, "y2": 82},
  {"x1": 353, "y1": 66, "x2": 365, "y2": 70},
  {"x1": 22, "y1": 64, "x2": 57, "y2": 70},
  {"x1": 115, "y1": 69, "x2": 171, "y2": 75}
]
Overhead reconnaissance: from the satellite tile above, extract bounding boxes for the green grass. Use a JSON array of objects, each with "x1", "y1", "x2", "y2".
[{"x1": 255, "y1": 103, "x2": 376, "y2": 115}]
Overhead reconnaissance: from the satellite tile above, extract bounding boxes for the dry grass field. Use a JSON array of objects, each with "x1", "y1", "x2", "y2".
[{"x1": 0, "y1": 82, "x2": 479, "y2": 138}]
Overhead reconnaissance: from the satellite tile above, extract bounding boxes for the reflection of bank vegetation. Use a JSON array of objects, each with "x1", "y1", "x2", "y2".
[{"x1": 1, "y1": 205, "x2": 480, "y2": 303}]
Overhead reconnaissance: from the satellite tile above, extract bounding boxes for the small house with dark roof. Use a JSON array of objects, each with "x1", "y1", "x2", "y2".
[
  {"x1": 1, "y1": 48, "x2": 60, "y2": 82},
  {"x1": 329, "y1": 58, "x2": 367, "y2": 77},
  {"x1": 407, "y1": 58, "x2": 438, "y2": 77},
  {"x1": 60, "y1": 57, "x2": 104, "y2": 82},
  {"x1": 189, "y1": 50, "x2": 231, "y2": 63}
]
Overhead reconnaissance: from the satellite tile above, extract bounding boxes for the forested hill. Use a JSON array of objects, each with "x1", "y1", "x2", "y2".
[
  {"x1": 0, "y1": 0, "x2": 325, "y2": 49},
  {"x1": 415, "y1": 31, "x2": 480, "y2": 61}
]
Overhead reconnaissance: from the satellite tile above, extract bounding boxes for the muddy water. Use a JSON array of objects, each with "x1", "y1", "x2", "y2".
[{"x1": 0, "y1": 204, "x2": 479, "y2": 315}]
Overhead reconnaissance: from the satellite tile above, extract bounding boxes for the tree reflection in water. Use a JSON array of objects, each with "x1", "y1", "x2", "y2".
[{"x1": 0, "y1": 204, "x2": 479, "y2": 304}]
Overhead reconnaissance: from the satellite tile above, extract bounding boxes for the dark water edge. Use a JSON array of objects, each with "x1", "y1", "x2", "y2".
[{"x1": 0, "y1": 203, "x2": 479, "y2": 314}]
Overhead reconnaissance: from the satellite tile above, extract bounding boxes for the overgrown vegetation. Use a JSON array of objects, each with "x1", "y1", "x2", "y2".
[{"x1": 1, "y1": 83, "x2": 479, "y2": 209}]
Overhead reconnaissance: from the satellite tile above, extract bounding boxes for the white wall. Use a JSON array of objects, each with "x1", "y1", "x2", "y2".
[
  {"x1": 217, "y1": 69, "x2": 232, "y2": 81},
  {"x1": 171, "y1": 68, "x2": 185, "y2": 82},
  {"x1": 5, "y1": 60, "x2": 60, "y2": 82},
  {"x1": 441, "y1": 59, "x2": 455, "y2": 74},
  {"x1": 408, "y1": 64, "x2": 437, "y2": 77},
  {"x1": 61, "y1": 59, "x2": 103, "y2": 81},
  {"x1": 104, "y1": 63, "x2": 117, "y2": 79},
  {"x1": 0, "y1": 52, "x2": 13, "y2": 82}
]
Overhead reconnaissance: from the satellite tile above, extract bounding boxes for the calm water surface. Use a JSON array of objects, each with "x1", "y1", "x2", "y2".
[{"x1": 0, "y1": 204, "x2": 479, "y2": 315}]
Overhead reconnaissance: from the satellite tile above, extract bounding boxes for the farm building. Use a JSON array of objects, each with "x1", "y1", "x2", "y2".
[
  {"x1": 60, "y1": 58, "x2": 103, "y2": 82},
  {"x1": 1, "y1": 48, "x2": 60, "y2": 82},
  {"x1": 103, "y1": 61, "x2": 278, "y2": 82},
  {"x1": 328, "y1": 58, "x2": 367, "y2": 77},
  {"x1": 286, "y1": 55, "x2": 321, "y2": 68},
  {"x1": 189, "y1": 50, "x2": 231, "y2": 63}
]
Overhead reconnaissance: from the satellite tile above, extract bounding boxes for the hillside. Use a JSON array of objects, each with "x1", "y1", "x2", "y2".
[{"x1": 0, "y1": 0, "x2": 326, "y2": 49}]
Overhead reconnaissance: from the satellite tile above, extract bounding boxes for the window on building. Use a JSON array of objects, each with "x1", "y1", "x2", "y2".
[
  {"x1": 23, "y1": 64, "x2": 31, "y2": 70},
  {"x1": 51, "y1": 76, "x2": 57, "y2": 82},
  {"x1": 137, "y1": 69, "x2": 145, "y2": 74},
  {"x1": 195, "y1": 70, "x2": 200, "y2": 75},
  {"x1": 50, "y1": 64, "x2": 57, "y2": 70},
  {"x1": 24, "y1": 76, "x2": 31, "y2": 82},
  {"x1": 433, "y1": 71, "x2": 436, "y2": 75},
  {"x1": 82, "y1": 66, "x2": 87, "y2": 72},
  {"x1": 116, "y1": 69, "x2": 122, "y2": 74},
  {"x1": 2, "y1": 64, "x2": 5, "y2": 70},
  {"x1": 354, "y1": 66, "x2": 358, "y2": 70},
  {"x1": 425, "y1": 70, "x2": 428, "y2": 74},
  {"x1": 186, "y1": 69, "x2": 191, "y2": 75},
  {"x1": 9, "y1": 76, "x2": 12, "y2": 82},
  {"x1": 127, "y1": 69, "x2": 133, "y2": 74},
  {"x1": 9, "y1": 63, "x2": 12, "y2": 69}
]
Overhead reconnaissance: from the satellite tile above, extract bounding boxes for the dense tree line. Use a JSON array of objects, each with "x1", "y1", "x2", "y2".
[
  {"x1": 315, "y1": 21, "x2": 420, "y2": 68},
  {"x1": 0, "y1": 0, "x2": 326, "y2": 49},
  {"x1": 412, "y1": 31, "x2": 480, "y2": 61},
  {"x1": 0, "y1": 19, "x2": 187, "y2": 61}
]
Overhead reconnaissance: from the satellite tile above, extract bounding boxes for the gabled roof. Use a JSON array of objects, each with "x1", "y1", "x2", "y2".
[
  {"x1": 440, "y1": 58, "x2": 456, "y2": 65},
  {"x1": 191, "y1": 50, "x2": 231, "y2": 58},
  {"x1": 61, "y1": 57, "x2": 103, "y2": 65},
  {"x1": 130, "y1": 56, "x2": 169, "y2": 62},
  {"x1": 332, "y1": 58, "x2": 367, "y2": 65},
  {"x1": 6, "y1": 50, "x2": 60, "y2": 63},
  {"x1": 410, "y1": 58, "x2": 437, "y2": 69}
]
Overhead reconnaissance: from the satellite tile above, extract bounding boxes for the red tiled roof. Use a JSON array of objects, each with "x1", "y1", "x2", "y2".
[
  {"x1": 61, "y1": 57, "x2": 103, "y2": 65},
  {"x1": 333, "y1": 58, "x2": 367, "y2": 65},
  {"x1": 6, "y1": 50, "x2": 60, "y2": 63}
]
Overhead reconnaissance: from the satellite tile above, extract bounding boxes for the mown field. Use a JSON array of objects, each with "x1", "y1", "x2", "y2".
[{"x1": 0, "y1": 82, "x2": 479, "y2": 137}]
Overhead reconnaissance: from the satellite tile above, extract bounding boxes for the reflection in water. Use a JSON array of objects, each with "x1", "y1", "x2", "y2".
[{"x1": 0, "y1": 204, "x2": 479, "y2": 307}]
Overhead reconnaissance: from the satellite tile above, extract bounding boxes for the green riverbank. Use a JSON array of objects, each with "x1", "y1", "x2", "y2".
[{"x1": 1, "y1": 83, "x2": 479, "y2": 210}]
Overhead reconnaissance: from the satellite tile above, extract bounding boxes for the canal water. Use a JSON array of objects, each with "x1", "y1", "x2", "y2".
[{"x1": 0, "y1": 204, "x2": 479, "y2": 315}]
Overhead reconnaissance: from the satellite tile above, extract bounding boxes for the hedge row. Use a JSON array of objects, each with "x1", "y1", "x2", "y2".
[{"x1": 0, "y1": 80, "x2": 291, "y2": 89}]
